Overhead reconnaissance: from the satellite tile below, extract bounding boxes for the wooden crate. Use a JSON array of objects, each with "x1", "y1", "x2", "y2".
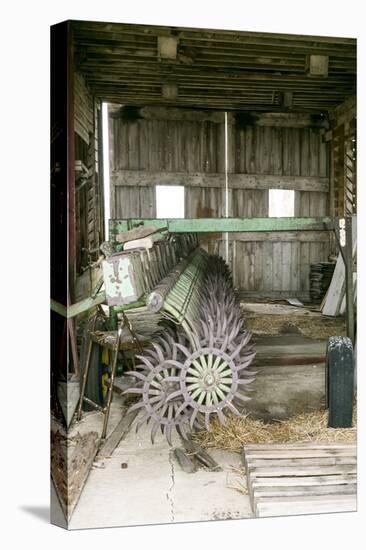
[{"x1": 243, "y1": 442, "x2": 357, "y2": 517}]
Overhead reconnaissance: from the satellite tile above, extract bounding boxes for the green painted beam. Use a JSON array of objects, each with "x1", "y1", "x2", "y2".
[
  {"x1": 51, "y1": 294, "x2": 146, "y2": 320},
  {"x1": 51, "y1": 292, "x2": 106, "y2": 319},
  {"x1": 110, "y1": 217, "x2": 333, "y2": 236},
  {"x1": 50, "y1": 299, "x2": 67, "y2": 318}
]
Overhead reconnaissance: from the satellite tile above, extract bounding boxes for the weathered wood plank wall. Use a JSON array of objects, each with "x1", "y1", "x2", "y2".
[
  {"x1": 74, "y1": 72, "x2": 104, "y2": 276},
  {"x1": 327, "y1": 96, "x2": 356, "y2": 218},
  {"x1": 231, "y1": 124, "x2": 329, "y2": 296},
  {"x1": 109, "y1": 112, "x2": 330, "y2": 297}
]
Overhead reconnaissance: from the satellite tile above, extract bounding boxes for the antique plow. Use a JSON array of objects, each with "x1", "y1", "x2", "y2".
[{"x1": 124, "y1": 250, "x2": 256, "y2": 444}]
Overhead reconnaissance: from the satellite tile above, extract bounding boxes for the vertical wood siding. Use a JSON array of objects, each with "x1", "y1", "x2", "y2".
[
  {"x1": 109, "y1": 114, "x2": 330, "y2": 297},
  {"x1": 74, "y1": 72, "x2": 104, "y2": 274}
]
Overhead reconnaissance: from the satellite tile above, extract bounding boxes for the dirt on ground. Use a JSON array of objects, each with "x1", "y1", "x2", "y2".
[{"x1": 244, "y1": 312, "x2": 346, "y2": 340}]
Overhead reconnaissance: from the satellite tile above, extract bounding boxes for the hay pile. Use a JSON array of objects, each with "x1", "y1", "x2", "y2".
[{"x1": 194, "y1": 407, "x2": 357, "y2": 453}]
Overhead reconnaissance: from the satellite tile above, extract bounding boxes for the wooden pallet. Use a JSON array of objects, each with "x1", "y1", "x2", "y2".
[{"x1": 243, "y1": 443, "x2": 357, "y2": 518}]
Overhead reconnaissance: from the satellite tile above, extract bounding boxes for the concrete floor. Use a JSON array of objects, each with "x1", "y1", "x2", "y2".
[{"x1": 67, "y1": 402, "x2": 252, "y2": 529}]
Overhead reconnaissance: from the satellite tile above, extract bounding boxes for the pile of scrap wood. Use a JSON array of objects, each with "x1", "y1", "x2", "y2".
[
  {"x1": 310, "y1": 262, "x2": 335, "y2": 302},
  {"x1": 321, "y1": 216, "x2": 356, "y2": 316}
]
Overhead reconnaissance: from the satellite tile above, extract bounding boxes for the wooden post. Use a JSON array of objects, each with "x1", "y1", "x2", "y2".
[
  {"x1": 67, "y1": 22, "x2": 76, "y2": 301},
  {"x1": 335, "y1": 124, "x2": 345, "y2": 216},
  {"x1": 51, "y1": 21, "x2": 72, "y2": 406},
  {"x1": 344, "y1": 217, "x2": 355, "y2": 343}
]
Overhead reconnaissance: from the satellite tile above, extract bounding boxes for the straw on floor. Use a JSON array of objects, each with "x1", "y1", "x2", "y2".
[{"x1": 194, "y1": 407, "x2": 357, "y2": 453}]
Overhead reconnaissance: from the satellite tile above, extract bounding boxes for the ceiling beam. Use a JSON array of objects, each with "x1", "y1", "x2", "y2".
[{"x1": 72, "y1": 21, "x2": 356, "y2": 47}]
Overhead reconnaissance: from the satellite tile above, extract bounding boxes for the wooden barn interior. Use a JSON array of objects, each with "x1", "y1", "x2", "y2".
[{"x1": 51, "y1": 20, "x2": 357, "y2": 528}]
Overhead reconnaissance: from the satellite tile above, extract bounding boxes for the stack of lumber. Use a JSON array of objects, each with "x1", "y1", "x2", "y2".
[
  {"x1": 243, "y1": 442, "x2": 357, "y2": 518},
  {"x1": 321, "y1": 216, "x2": 356, "y2": 316},
  {"x1": 310, "y1": 262, "x2": 335, "y2": 302}
]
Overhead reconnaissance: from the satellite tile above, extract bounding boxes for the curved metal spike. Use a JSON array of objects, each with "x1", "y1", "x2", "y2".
[
  {"x1": 202, "y1": 412, "x2": 209, "y2": 432},
  {"x1": 161, "y1": 334, "x2": 176, "y2": 361},
  {"x1": 127, "y1": 401, "x2": 146, "y2": 414},
  {"x1": 136, "y1": 355, "x2": 157, "y2": 371},
  {"x1": 222, "y1": 313, "x2": 228, "y2": 333},
  {"x1": 189, "y1": 407, "x2": 199, "y2": 429},
  {"x1": 164, "y1": 358, "x2": 183, "y2": 368},
  {"x1": 135, "y1": 412, "x2": 150, "y2": 432},
  {"x1": 123, "y1": 388, "x2": 143, "y2": 395},
  {"x1": 217, "y1": 408, "x2": 226, "y2": 425},
  {"x1": 165, "y1": 424, "x2": 173, "y2": 446},
  {"x1": 178, "y1": 420, "x2": 190, "y2": 441},
  {"x1": 175, "y1": 342, "x2": 193, "y2": 359},
  {"x1": 146, "y1": 398, "x2": 164, "y2": 411},
  {"x1": 230, "y1": 340, "x2": 246, "y2": 360},
  {"x1": 200, "y1": 319, "x2": 209, "y2": 340},
  {"x1": 124, "y1": 371, "x2": 147, "y2": 382},
  {"x1": 226, "y1": 401, "x2": 241, "y2": 416},
  {"x1": 208, "y1": 326, "x2": 215, "y2": 349},
  {"x1": 237, "y1": 378, "x2": 255, "y2": 385},
  {"x1": 220, "y1": 333, "x2": 229, "y2": 352},
  {"x1": 236, "y1": 355, "x2": 256, "y2": 370},
  {"x1": 237, "y1": 372, "x2": 254, "y2": 381},
  {"x1": 174, "y1": 400, "x2": 188, "y2": 417},
  {"x1": 165, "y1": 389, "x2": 183, "y2": 403},
  {"x1": 158, "y1": 335, "x2": 172, "y2": 358},
  {"x1": 234, "y1": 392, "x2": 251, "y2": 403},
  {"x1": 152, "y1": 342, "x2": 165, "y2": 363},
  {"x1": 144, "y1": 348, "x2": 161, "y2": 363},
  {"x1": 150, "y1": 421, "x2": 160, "y2": 444}
]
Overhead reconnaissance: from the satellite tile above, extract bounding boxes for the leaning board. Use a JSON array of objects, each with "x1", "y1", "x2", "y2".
[{"x1": 242, "y1": 443, "x2": 357, "y2": 517}]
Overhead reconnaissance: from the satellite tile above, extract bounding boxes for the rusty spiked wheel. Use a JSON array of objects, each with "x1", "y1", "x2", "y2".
[
  {"x1": 165, "y1": 339, "x2": 256, "y2": 432},
  {"x1": 124, "y1": 339, "x2": 192, "y2": 444},
  {"x1": 124, "y1": 253, "x2": 257, "y2": 444}
]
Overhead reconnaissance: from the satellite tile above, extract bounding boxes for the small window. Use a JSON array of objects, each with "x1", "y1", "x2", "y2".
[
  {"x1": 269, "y1": 189, "x2": 295, "y2": 217},
  {"x1": 156, "y1": 185, "x2": 185, "y2": 218}
]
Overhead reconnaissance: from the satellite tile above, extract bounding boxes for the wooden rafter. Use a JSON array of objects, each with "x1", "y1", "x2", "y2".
[{"x1": 71, "y1": 21, "x2": 356, "y2": 114}]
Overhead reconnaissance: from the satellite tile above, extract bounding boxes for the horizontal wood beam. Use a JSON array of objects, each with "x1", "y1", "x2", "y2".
[
  {"x1": 80, "y1": 63, "x2": 355, "y2": 84},
  {"x1": 72, "y1": 22, "x2": 356, "y2": 49},
  {"x1": 216, "y1": 230, "x2": 330, "y2": 242},
  {"x1": 82, "y1": 64, "x2": 354, "y2": 84},
  {"x1": 111, "y1": 217, "x2": 333, "y2": 234},
  {"x1": 76, "y1": 45, "x2": 355, "y2": 70},
  {"x1": 74, "y1": 31, "x2": 355, "y2": 55},
  {"x1": 103, "y1": 96, "x2": 340, "y2": 113},
  {"x1": 110, "y1": 170, "x2": 329, "y2": 192},
  {"x1": 109, "y1": 106, "x2": 329, "y2": 127},
  {"x1": 85, "y1": 77, "x2": 354, "y2": 94}
]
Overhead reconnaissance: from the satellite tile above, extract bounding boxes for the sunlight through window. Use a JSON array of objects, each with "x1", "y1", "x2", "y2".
[
  {"x1": 156, "y1": 185, "x2": 185, "y2": 218},
  {"x1": 269, "y1": 189, "x2": 295, "y2": 217}
]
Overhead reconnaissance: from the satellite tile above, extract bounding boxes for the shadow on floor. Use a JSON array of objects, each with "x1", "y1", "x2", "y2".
[{"x1": 20, "y1": 506, "x2": 50, "y2": 523}]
